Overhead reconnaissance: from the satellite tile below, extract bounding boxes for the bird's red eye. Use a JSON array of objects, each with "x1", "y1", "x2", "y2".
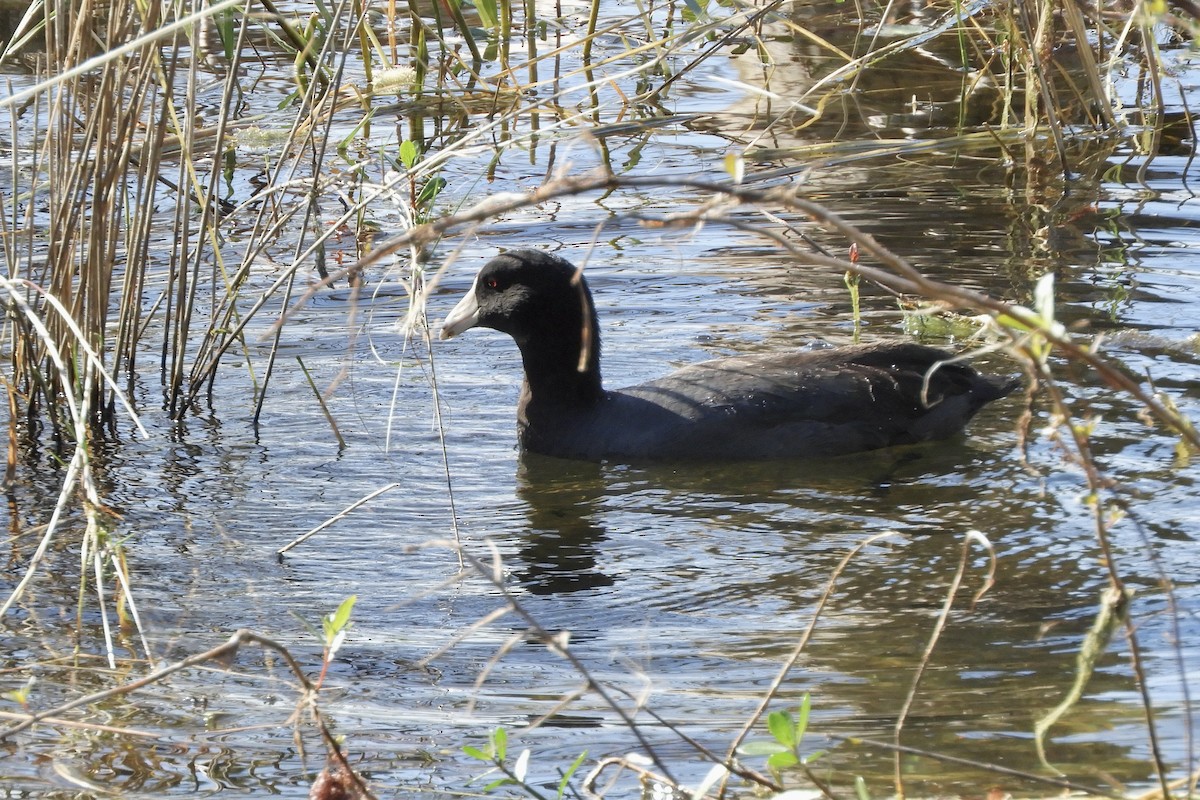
[{"x1": 485, "y1": 277, "x2": 500, "y2": 290}]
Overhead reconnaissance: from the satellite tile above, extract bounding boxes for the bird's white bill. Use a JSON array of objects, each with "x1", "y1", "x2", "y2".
[{"x1": 440, "y1": 283, "x2": 480, "y2": 339}]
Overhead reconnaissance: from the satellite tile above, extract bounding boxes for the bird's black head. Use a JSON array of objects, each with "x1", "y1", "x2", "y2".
[
  {"x1": 441, "y1": 249, "x2": 603, "y2": 398},
  {"x1": 442, "y1": 249, "x2": 597, "y2": 345}
]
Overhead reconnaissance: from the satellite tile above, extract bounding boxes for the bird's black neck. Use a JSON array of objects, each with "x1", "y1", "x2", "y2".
[{"x1": 515, "y1": 288, "x2": 604, "y2": 410}]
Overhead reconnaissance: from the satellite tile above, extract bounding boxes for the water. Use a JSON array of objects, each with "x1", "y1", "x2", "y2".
[{"x1": 2, "y1": 0, "x2": 1199, "y2": 797}]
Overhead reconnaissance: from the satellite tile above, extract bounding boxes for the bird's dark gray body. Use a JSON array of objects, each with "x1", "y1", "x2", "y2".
[{"x1": 442, "y1": 249, "x2": 1017, "y2": 462}]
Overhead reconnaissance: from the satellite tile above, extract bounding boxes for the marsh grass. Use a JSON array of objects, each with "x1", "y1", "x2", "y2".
[{"x1": 0, "y1": 0, "x2": 1196, "y2": 794}]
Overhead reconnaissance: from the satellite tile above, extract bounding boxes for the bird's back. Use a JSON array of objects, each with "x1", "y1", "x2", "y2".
[{"x1": 519, "y1": 343, "x2": 1017, "y2": 461}]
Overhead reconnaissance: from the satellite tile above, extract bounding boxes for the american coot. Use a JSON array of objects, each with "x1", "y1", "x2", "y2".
[{"x1": 441, "y1": 249, "x2": 1018, "y2": 461}]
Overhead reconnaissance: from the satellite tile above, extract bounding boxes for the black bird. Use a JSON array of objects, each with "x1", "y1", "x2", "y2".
[{"x1": 441, "y1": 249, "x2": 1018, "y2": 462}]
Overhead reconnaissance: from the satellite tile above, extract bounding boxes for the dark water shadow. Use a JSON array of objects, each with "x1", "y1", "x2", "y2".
[
  {"x1": 510, "y1": 439, "x2": 961, "y2": 596},
  {"x1": 512, "y1": 454, "x2": 616, "y2": 595}
]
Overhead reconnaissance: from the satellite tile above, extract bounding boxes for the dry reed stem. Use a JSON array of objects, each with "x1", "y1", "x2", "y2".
[
  {"x1": 7, "y1": 0, "x2": 1169, "y2": 434},
  {"x1": 390, "y1": 536, "x2": 679, "y2": 784},
  {"x1": 891, "y1": 531, "x2": 996, "y2": 798},
  {"x1": 0, "y1": 628, "x2": 377, "y2": 798},
  {"x1": 719, "y1": 530, "x2": 904, "y2": 795},
  {"x1": 277, "y1": 482, "x2": 403, "y2": 554},
  {"x1": 284, "y1": 170, "x2": 1200, "y2": 460},
  {"x1": 823, "y1": 733, "x2": 1125, "y2": 798},
  {"x1": 0, "y1": 0, "x2": 248, "y2": 113},
  {"x1": 0, "y1": 709, "x2": 157, "y2": 738}
]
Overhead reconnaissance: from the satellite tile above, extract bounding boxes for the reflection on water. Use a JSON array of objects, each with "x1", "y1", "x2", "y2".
[
  {"x1": 511, "y1": 448, "x2": 941, "y2": 596},
  {"x1": 514, "y1": 455, "x2": 614, "y2": 594}
]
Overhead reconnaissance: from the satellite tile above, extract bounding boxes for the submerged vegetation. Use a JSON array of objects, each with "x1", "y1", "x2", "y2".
[{"x1": 0, "y1": 0, "x2": 1198, "y2": 795}]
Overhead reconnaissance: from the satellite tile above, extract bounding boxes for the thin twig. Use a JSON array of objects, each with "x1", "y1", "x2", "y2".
[
  {"x1": 892, "y1": 531, "x2": 996, "y2": 797},
  {"x1": 277, "y1": 483, "x2": 402, "y2": 555},
  {"x1": 719, "y1": 531, "x2": 905, "y2": 796},
  {"x1": 827, "y1": 733, "x2": 1125, "y2": 799}
]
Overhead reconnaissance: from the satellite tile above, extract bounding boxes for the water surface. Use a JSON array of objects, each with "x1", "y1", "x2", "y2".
[{"x1": 1, "y1": 0, "x2": 1198, "y2": 797}]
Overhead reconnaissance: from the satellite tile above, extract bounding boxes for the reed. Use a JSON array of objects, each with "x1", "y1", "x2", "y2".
[
  {"x1": 1, "y1": 0, "x2": 1185, "y2": 440},
  {"x1": 0, "y1": 0, "x2": 1187, "y2": 633}
]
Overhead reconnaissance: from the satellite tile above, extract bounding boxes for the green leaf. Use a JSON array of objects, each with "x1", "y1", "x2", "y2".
[
  {"x1": 994, "y1": 312, "x2": 1034, "y2": 333},
  {"x1": 854, "y1": 775, "x2": 870, "y2": 800},
  {"x1": 216, "y1": 9, "x2": 236, "y2": 60},
  {"x1": 483, "y1": 777, "x2": 516, "y2": 791},
  {"x1": 794, "y1": 693, "x2": 811, "y2": 740},
  {"x1": 723, "y1": 152, "x2": 744, "y2": 183},
  {"x1": 737, "y1": 741, "x2": 789, "y2": 756},
  {"x1": 417, "y1": 177, "x2": 446, "y2": 207},
  {"x1": 475, "y1": 0, "x2": 498, "y2": 29},
  {"x1": 767, "y1": 710, "x2": 795, "y2": 747},
  {"x1": 557, "y1": 750, "x2": 588, "y2": 799},
  {"x1": 491, "y1": 727, "x2": 508, "y2": 761},
  {"x1": 463, "y1": 745, "x2": 491, "y2": 761},
  {"x1": 681, "y1": 0, "x2": 709, "y2": 21},
  {"x1": 322, "y1": 596, "x2": 357, "y2": 656},
  {"x1": 333, "y1": 595, "x2": 356, "y2": 627},
  {"x1": 767, "y1": 751, "x2": 799, "y2": 771},
  {"x1": 2, "y1": 676, "x2": 35, "y2": 706},
  {"x1": 804, "y1": 748, "x2": 827, "y2": 764},
  {"x1": 399, "y1": 140, "x2": 419, "y2": 169}
]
